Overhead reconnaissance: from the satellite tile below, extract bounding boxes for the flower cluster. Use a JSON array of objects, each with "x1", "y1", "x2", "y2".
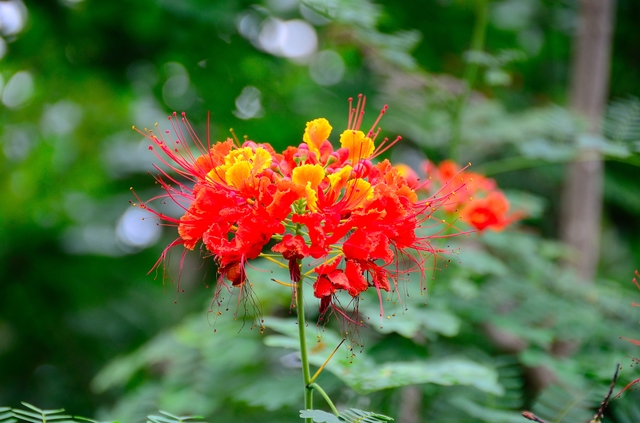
[
  {"x1": 421, "y1": 159, "x2": 523, "y2": 232},
  {"x1": 133, "y1": 96, "x2": 450, "y2": 318}
]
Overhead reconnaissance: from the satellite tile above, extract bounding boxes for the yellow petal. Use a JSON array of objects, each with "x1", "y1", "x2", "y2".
[
  {"x1": 305, "y1": 182, "x2": 319, "y2": 212},
  {"x1": 327, "y1": 165, "x2": 352, "y2": 192},
  {"x1": 339, "y1": 130, "x2": 374, "y2": 163},
  {"x1": 344, "y1": 179, "x2": 373, "y2": 209},
  {"x1": 224, "y1": 147, "x2": 254, "y2": 166},
  {"x1": 252, "y1": 147, "x2": 273, "y2": 174},
  {"x1": 292, "y1": 163, "x2": 325, "y2": 189},
  {"x1": 206, "y1": 165, "x2": 227, "y2": 185},
  {"x1": 225, "y1": 161, "x2": 252, "y2": 189},
  {"x1": 303, "y1": 118, "x2": 332, "y2": 155}
]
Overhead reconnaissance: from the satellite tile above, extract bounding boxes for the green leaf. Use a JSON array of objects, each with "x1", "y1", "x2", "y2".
[
  {"x1": 518, "y1": 137, "x2": 575, "y2": 161},
  {"x1": 12, "y1": 406, "x2": 73, "y2": 423},
  {"x1": 299, "y1": 410, "x2": 341, "y2": 423},
  {"x1": 19, "y1": 404, "x2": 65, "y2": 415},
  {"x1": 301, "y1": 408, "x2": 395, "y2": 423},
  {"x1": 233, "y1": 374, "x2": 302, "y2": 410},
  {"x1": 449, "y1": 397, "x2": 524, "y2": 423},
  {"x1": 265, "y1": 317, "x2": 502, "y2": 395},
  {"x1": 336, "y1": 359, "x2": 503, "y2": 395},
  {"x1": 485, "y1": 69, "x2": 512, "y2": 87},
  {"x1": 146, "y1": 411, "x2": 205, "y2": 423},
  {"x1": 455, "y1": 248, "x2": 509, "y2": 276},
  {"x1": 502, "y1": 190, "x2": 546, "y2": 219},
  {"x1": 0, "y1": 407, "x2": 16, "y2": 423},
  {"x1": 576, "y1": 133, "x2": 630, "y2": 157},
  {"x1": 9, "y1": 413, "x2": 43, "y2": 423},
  {"x1": 530, "y1": 383, "x2": 605, "y2": 423},
  {"x1": 603, "y1": 96, "x2": 640, "y2": 144},
  {"x1": 612, "y1": 390, "x2": 640, "y2": 423},
  {"x1": 338, "y1": 409, "x2": 394, "y2": 422},
  {"x1": 73, "y1": 417, "x2": 120, "y2": 423},
  {"x1": 362, "y1": 304, "x2": 460, "y2": 338}
]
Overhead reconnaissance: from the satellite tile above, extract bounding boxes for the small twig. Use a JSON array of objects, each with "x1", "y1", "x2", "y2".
[
  {"x1": 521, "y1": 411, "x2": 549, "y2": 423},
  {"x1": 590, "y1": 363, "x2": 620, "y2": 423}
]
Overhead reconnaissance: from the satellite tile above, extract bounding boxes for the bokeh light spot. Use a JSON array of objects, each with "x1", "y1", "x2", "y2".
[
  {"x1": 117, "y1": 207, "x2": 162, "y2": 249},
  {"x1": 258, "y1": 18, "x2": 317, "y2": 59},
  {"x1": 2, "y1": 70, "x2": 34, "y2": 109},
  {"x1": 309, "y1": 50, "x2": 345, "y2": 86},
  {"x1": 233, "y1": 86, "x2": 264, "y2": 120},
  {"x1": 0, "y1": 0, "x2": 27, "y2": 36}
]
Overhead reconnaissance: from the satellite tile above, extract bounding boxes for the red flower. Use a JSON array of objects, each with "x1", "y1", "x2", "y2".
[
  {"x1": 313, "y1": 257, "x2": 350, "y2": 314},
  {"x1": 133, "y1": 113, "x2": 302, "y2": 290},
  {"x1": 416, "y1": 159, "x2": 523, "y2": 232},
  {"x1": 272, "y1": 234, "x2": 310, "y2": 282},
  {"x1": 459, "y1": 191, "x2": 519, "y2": 232},
  {"x1": 133, "y1": 96, "x2": 456, "y2": 323}
]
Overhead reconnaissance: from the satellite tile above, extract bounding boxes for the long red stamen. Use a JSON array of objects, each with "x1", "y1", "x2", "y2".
[
  {"x1": 355, "y1": 94, "x2": 366, "y2": 130},
  {"x1": 372, "y1": 135, "x2": 402, "y2": 158},
  {"x1": 367, "y1": 104, "x2": 388, "y2": 137}
]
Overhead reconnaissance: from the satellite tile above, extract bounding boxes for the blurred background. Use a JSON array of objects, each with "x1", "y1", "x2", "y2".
[{"x1": 1, "y1": 0, "x2": 640, "y2": 422}]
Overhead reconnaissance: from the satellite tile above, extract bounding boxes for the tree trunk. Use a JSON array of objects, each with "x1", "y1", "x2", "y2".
[
  {"x1": 560, "y1": 0, "x2": 615, "y2": 283},
  {"x1": 398, "y1": 385, "x2": 421, "y2": 423}
]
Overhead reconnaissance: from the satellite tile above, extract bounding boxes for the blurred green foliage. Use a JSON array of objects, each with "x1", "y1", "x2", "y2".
[{"x1": 1, "y1": 0, "x2": 639, "y2": 422}]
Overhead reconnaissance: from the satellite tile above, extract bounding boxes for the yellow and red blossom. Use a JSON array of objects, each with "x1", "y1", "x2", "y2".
[{"x1": 134, "y1": 96, "x2": 452, "y2": 319}]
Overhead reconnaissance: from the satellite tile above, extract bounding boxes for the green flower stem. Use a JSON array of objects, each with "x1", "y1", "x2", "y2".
[
  {"x1": 295, "y1": 222, "x2": 339, "y2": 421},
  {"x1": 309, "y1": 383, "x2": 339, "y2": 417},
  {"x1": 296, "y1": 267, "x2": 313, "y2": 422},
  {"x1": 292, "y1": 210, "x2": 314, "y2": 423},
  {"x1": 449, "y1": 0, "x2": 488, "y2": 162}
]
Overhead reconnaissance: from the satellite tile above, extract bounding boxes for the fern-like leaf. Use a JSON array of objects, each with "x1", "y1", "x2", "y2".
[
  {"x1": 603, "y1": 96, "x2": 640, "y2": 145},
  {"x1": 529, "y1": 383, "x2": 607, "y2": 423},
  {"x1": 300, "y1": 409, "x2": 393, "y2": 423},
  {"x1": 338, "y1": 409, "x2": 394, "y2": 423},
  {"x1": 11, "y1": 403, "x2": 73, "y2": 423},
  {"x1": 72, "y1": 417, "x2": 119, "y2": 423},
  {"x1": 612, "y1": 391, "x2": 640, "y2": 423},
  {"x1": 146, "y1": 410, "x2": 205, "y2": 423},
  {"x1": 0, "y1": 407, "x2": 16, "y2": 423}
]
